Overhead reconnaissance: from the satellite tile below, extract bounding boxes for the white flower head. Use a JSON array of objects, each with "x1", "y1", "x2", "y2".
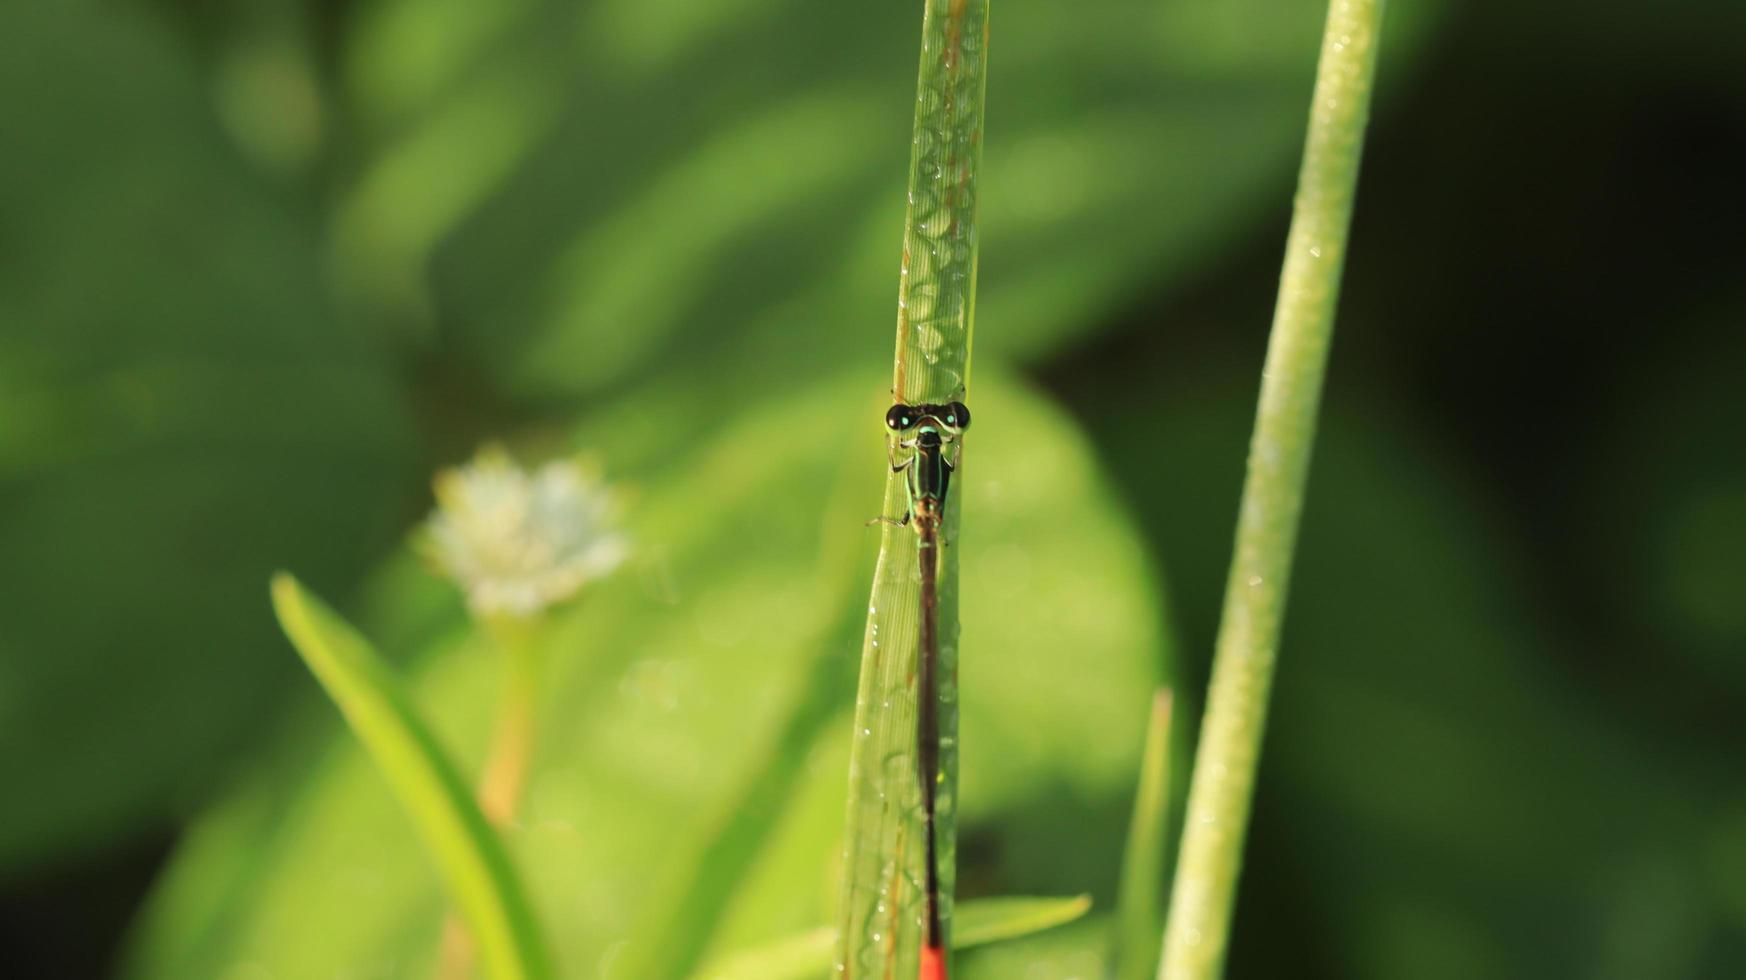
[{"x1": 425, "y1": 446, "x2": 628, "y2": 618}]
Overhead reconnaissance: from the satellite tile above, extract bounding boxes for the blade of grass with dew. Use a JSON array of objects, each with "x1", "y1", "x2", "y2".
[
  {"x1": 836, "y1": 1, "x2": 990, "y2": 978},
  {"x1": 1158, "y1": 2, "x2": 1388, "y2": 978},
  {"x1": 269, "y1": 573, "x2": 552, "y2": 980},
  {"x1": 701, "y1": 895, "x2": 1089, "y2": 980},
  {"x1": 1115, "y1": 690, "x2": 1174, "y2": 980}
]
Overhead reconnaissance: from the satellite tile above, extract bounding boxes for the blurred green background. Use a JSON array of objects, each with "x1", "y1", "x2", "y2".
[{"x1": 3, "y1": 0, "x2": 1745, "y2": 976}]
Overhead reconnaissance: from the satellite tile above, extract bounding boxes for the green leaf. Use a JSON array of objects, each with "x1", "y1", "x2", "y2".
[
  {"x1": 693, "y1": 894, "x2": 1092, "y2": 980},
  {"x1": 330, "y1": 0, "x2": 1449, "y2": 398},
  {"x1": 128, "y1": 371, "x2": 1167, "y2": 980},
  {"x1": 2, "y1": 0, "x2": 1452, "y2": 884},
  {"x1": 954, "y1": 895, "x2": 1095, "y2": 947},
  {"x1": 268, "y1": 574, "x2": 551, "y2": 980},
  {"x1": 1114, "y1": 689, "x2": 1174, "y2": 980},
  {"x1": 957, "y1": 916, "x2": 1112, "y2": 979},
  {"x1": 835, "y1": 2, "x2": 989, "y2": 976},
  {"x1": 0, "y1": 0, "x2": 414, "y2": 874}
]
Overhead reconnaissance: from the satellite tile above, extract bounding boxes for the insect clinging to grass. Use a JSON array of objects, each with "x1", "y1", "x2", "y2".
[{"x1": 873, "y1": 397, "x2": 971, "y2": 980}]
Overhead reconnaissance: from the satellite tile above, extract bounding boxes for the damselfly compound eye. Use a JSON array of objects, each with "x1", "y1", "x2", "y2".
[
  {"x1": 885, "y1": 404, "x2": 915, "y2": 430},
  {"x1": 945, "y1": 401, "x2": 970, "y2": 429}
]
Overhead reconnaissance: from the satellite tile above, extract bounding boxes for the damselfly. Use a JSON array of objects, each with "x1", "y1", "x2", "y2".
[{"x1": 876, "y1": 399, "x2": 971, "y2": 980}]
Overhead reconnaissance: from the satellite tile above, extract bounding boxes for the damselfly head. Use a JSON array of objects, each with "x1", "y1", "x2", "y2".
[{"x1": 885, "y1": 401, "x2": 971, "y2": 432}]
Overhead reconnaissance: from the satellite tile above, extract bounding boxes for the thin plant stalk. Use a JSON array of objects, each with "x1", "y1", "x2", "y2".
[
  {"x1": 441, "y1": 617, "x2": 545, "y2": 980},
  {"x1": 477, "y1": 618, "x2": 544, "y2": 825},
  {"x1": 1114, "y1": 690, "x2": 1174, "y2": 980},
  {"x1": 1158, "y1": 1, "x2": 1387, "y2": 978},
  {"x1": 835, "y1": 1, "x2": 990, "y2": 978}
]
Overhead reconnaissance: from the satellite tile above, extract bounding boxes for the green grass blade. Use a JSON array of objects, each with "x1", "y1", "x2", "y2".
[
  {"x1": 1115, "y1": 690, "x2": 1174, "y2": 980},
  {"x1": 695, "y1": 928, "x2": 836, "y2": 980},
  {"x1": 699, "y1": 895, "x2": 1090, "y2": 980},
  {"x1": 952, "y1": 894, "x2": 1094, "y2": 946},
  {"x1": 1158, "y1": 1, "x2": 1389, "y2": 978},
  {"x1": 268, "y1": 573, "x2": 552, "y2": 980},
  {"x1": 890, "y1": 0, "x2": 991, "y2": 403},
  {"x1": 836, "y1": 2, "x2": 991, "y2": 977}
]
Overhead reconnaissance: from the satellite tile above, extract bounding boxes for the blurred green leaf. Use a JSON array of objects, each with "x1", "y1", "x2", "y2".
[
  {"x1": 270, "y1": 574, "x2": 551, "y2": 980},
  {"x1": 959, "y1": 916, "x2": 1113, "y2": 979},
  {"x1": 1593, "y1": 324, "x2": 1746, "y2": 683},
  {"x1": 0, "y1": 0, "x2": 1441, "y2": 886},
  {"x1": 951, "y1": 894, "x2": 1094, "y2": 948},
  {"x1": 323, "y1": 0, "x2": 1447, "y2": 396},
  {"x1": 694, "y1": 928, "x2": 833, "y2": 980},
  {"x1": 0, "y1": 0, "x2": 415, "y2": 874},
  {"x1": 692, "y1": 894, "x2": 1091, "y2": 980},
  {"x1": 127, "y1": 370, "x2": 1168, "y2": 978},
  {"x1": 1115, "y1": 689, "x2": 1173, "y2": 980},
  {"x1": 1081, "y1": 360, "x2": 1733, "y2": 979}
]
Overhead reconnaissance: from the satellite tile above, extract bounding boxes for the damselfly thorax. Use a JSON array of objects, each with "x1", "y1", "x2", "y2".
[{"x1": 882, "y1": 401, "x2": 970, "y2": 527}]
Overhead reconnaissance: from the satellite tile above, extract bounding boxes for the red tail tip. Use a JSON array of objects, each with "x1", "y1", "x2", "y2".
[{"x1": 919, "y1": 944, "x2": 948, "y2": 980}]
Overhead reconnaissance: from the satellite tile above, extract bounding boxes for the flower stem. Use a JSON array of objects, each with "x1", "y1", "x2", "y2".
[
  {"x1": 478, "y1": 619, "x2": 543, "y2": 826},
  {"x1": 1157, "y1": 2, "x2": 1387, "y2": 978},
  {"x1": 441, "y1": 616, "x2": 544, "y2": 980}
]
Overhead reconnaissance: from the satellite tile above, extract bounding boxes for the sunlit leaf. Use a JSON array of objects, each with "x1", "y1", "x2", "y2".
[
  {"x1": 270, "y1": 575, "x2": 551, "y2": 980},
  {"x1": 378, "y1": 0, "x2": 1448, "y2": 397},
  {"x1": 692, "y1": 894, "x2": 1091, "y2": 980},
  {"x1": 127, "y1": 371, "x2": 1167, "y2": 979}
]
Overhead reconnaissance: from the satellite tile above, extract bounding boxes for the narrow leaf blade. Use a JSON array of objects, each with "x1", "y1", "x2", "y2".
[
  {"x1": 269, "y1": 573, "x2": 551, "y2": 980},
  {"x1": 1114, "y1": 689, "x2": 1174, "y2": 980},
  {"x1": 697, "y1": 894, "x2": 1091, "y2": 980},
  {"x1": 954, "y1": 894, "x2": 1095, "y2": 948},
  {"x1": 838, "y1": 1, "x2": 992, "y2": 976}
]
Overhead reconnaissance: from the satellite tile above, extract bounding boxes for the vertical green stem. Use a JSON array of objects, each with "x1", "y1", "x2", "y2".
[
  {"x1": 1158, "y1": 2, "x2": 1386, "y2": 978},
  {"x1": 478, "y1": 617, "x2": 543, "y2": 827},
  {"x1": 836, "y1": 2, "x2": 989, "y2": 978},
  {"x1": 1115, "y1": 690, "x2": 1174, "y2": 980},
  {"x1": 439, "y1": 615, "x2": 544, "y2": 980}
]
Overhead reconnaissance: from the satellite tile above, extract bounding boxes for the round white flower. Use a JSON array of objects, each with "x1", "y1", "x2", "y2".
[{"x1": 425, "y1": 447, "x2": 627, "y2": 617}]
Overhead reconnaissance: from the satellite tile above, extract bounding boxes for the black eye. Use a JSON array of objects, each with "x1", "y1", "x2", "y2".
[
  {"x1": 945, "y1": 401, "x2": 970, "y2": 429},
  {"x1": 885, "y1": 404, "x2": 914, "y2": 430}
]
